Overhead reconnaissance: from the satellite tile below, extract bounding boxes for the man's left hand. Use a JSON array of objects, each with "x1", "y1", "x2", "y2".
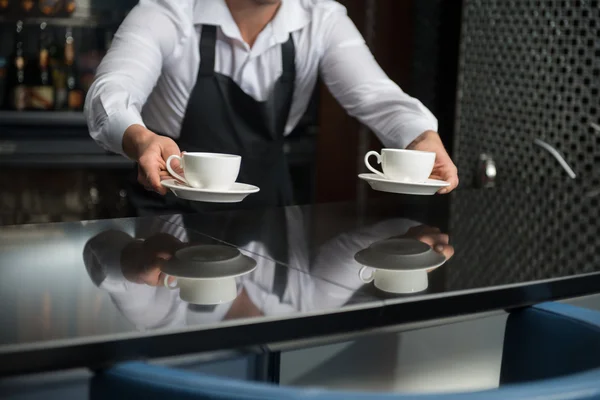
[{"x1": 407, "y1": 130, "x2": 459, "y2": 194}]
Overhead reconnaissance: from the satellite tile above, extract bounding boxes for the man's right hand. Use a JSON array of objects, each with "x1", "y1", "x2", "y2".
[{"x1": 123, "y1": 124, "x2": 181, "y2": 195}]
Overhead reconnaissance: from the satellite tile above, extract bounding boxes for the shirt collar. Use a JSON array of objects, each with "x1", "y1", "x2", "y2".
[{"x1": 193, "y1": 0, "x2": 311, "y2": 44}]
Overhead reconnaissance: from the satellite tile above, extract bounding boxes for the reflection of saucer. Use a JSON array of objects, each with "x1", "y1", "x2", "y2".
[
  {"x1": 162, "y1": 245, "x2": 256, "y2": 305},
  {"x1": 354, "y1": 238, "x2": 446, "y2": 271},
  {"x1": 355, "y1": 238, "x2": 447, "y2": 295},
  {"x1": 358, "y1": 173, "x2": 449, "y2": 196},
  {"x1": 161, "y1": 179, "x2": 260, "y2": 203},
  {"x1": 161, "y1": 245, "x2": 256, "y2": 279}
]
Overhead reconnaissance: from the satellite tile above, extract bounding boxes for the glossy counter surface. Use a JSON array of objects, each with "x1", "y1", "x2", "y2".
[{"x1": 1, "y1": 185, "x2": 599, "y2": 376}]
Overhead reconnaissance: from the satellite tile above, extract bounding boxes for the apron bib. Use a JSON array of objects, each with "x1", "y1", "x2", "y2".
[{"x1": 129, "y1": 25, "x2": 296, "y2": 216}]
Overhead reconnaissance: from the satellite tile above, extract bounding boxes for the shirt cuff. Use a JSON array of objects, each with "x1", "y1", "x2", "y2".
[
  {"x1": 105, "y1": 109, "x2": 146, "y2": 157},
  {"x1": 395, "y1": 119, "x2": 439, "y2": 149}
]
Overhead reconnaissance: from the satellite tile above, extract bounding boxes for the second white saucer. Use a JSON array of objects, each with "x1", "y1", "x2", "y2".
[
  {"x1": 161, "y1": 179, "x2": 260, "y2": 203},
  {"x1": 358, "y1": 173, "x2": 449, "y2": 196}
]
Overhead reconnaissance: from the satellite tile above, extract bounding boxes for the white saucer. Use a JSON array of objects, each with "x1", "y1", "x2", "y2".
[
  {"x1": 354, "y1": 238, "x2": 447, "y2": 271},
  {"x1": 161, "y1": 179, "x2": 260, "y2": 203},
  {"x1": 355, "y1": 238, "x2": 446, "y2": 294},
  {"x1": 161, "y1": 245, "x2": 257, "y2": 280},
  {"x1": 358, "y1": 173, "x2": 449, "y2": 196}
]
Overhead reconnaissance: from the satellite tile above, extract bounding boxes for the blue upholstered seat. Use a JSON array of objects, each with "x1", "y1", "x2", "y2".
[{"x1": 91, "y1": 302, "x2": 600, "y2": 400}]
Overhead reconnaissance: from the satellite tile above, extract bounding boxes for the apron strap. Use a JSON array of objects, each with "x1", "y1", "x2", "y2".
[
  {"x1": 280, "y1": 34, "x2": 296, "y2": 83},
  {"x1": 199, "y1": 24, "x2": 295, "y2": 83},
  {"x1": 199, "y1": 25, "x2": 217, "y2": 76}
]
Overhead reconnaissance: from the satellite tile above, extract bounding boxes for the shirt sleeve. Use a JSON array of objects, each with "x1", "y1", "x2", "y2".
[
  {"x1": 318, "y1": 11, "x2": 438, "y2": 149},
  {"x1": 84, "y1": 0, "x2": 183, "y2": 156}
]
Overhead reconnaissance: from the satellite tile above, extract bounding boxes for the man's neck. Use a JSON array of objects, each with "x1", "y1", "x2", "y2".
[{"x1": 225, "y1": 0, "x2": 282, "y2": 47}]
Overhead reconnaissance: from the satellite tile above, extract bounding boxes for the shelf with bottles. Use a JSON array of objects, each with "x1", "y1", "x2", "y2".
[
  {"x1": 0, "y1": 15, "x2": 121, "y2": 28},
  {"x1": 0, "y1": 0, "x2": 77, "y2": 19},
  {"x1": 0, "y1": 18, "x2": 114, "y2": 118},
  {"x1": 0, "y1": 0, "x2": 133, "y2": 26}
]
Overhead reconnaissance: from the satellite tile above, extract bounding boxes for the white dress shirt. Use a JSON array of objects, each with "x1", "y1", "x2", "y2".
[{"x1": 85, "y1": 0, "x2": 438, "y2": 157}]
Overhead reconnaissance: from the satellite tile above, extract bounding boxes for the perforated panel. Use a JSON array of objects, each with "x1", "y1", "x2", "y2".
[
  {"x1": 447, "y1": 183, "x2": 600, "y2": 289},
  {"x1": 455, "y1": 0, "x2": 600, "y2": 186},
  {"x1": 450, "y1": 0, "x2": 600, "y2": 286}
]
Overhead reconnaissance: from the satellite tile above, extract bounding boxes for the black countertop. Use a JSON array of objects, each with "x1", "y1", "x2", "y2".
[{"x1": 1, "y1": 183, "x2": 599, "y2": 377}]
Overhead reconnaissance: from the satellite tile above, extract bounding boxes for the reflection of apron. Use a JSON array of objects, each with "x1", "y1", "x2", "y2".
[
  {"x1": 128, "y1": 24, "x2": 296, "y2": 216},
  {"x1": 181, "y1": 208, "x2": 290, "y2": 299}
]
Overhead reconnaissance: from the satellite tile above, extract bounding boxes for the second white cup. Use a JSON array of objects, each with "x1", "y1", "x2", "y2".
[
  {"x1": 365, "y1": 149, "x2": 435, "y2": 182},
  {"x1": 166, "y1": 152, "x2": 241, "y2": 190},
  {"x1": 359, "y1": 267, "x2": 428, "y2": 294}
]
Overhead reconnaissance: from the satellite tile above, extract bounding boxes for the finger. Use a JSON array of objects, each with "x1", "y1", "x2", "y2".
[
  {"x1": 137, "y1": 172, "x2": 155, "y2": 192},
  {"x1": 159, "y1": 170, "x2": 173, "y2": 181},
  {"x1": 140, "y1": 160, "x2": 167, "y2": 195},
  {"x1": 159, "y1": 160, "x2": 184, "y2": 182},
  {"x1": 142, "y1": 273, "x2": 162, "y2": 287},
  {"x1": 417, "y1": 233, "x2": 450, "y2": 247},
  {"x1": 433, "y1": 243, "x2": 455, "y2": 260},
  {"x1": 162, "y1": 140, "x2": 183, "y2": 160},
  {"x1": 149, "y1": 175, "x2": 167, "y2": 195},
  {"x1": 438, "y1": 172, "x2": 459, "y2": 194}
]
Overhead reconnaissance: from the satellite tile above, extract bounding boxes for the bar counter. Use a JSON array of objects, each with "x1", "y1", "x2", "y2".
[{"x1": 1, "y1": 182, "x2": 599, "y2": 377}]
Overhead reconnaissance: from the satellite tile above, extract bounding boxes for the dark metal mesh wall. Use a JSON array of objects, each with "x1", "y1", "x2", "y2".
[
  {"x1": 449, "y1": 0, "x2": 600, "y2": 287},
  {"x1": 455, "y1": 0, "x2": 600, "y2": 186},
  {"x1": 447, "y1": 183, "x2": 600, "y2": 289}
]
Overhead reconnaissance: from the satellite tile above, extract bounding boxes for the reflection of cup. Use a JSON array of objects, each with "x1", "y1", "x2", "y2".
[
  {"x1": 164, "y1": 276, "x2": 237, "y2": 305},
  {"x1": 166, "y1": 152, "x2": 241, "y2": 190},
  {"x1": 359, "y1": 267, "x2": 428, "y2": 293},
  {"x1": 364, "y1": 149, "x2": 435, "y2": 182}
]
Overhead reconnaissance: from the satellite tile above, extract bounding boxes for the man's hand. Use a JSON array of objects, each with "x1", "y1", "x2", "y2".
[
  {"x1": 400, "y1": 225, "x2": 454, "y2": 272},
  {"x1": 407, "y1": 130, "x2": 458, "y2": 194},
  {"x1": 402, "y1": 225, "x2": 454, "y2": 261},
  {"x1": 123, "y1": 124, "x2": 182, "y2": 195},
  {"x1": 120, "y1": 233, "x2": 185, "y2": 286}
]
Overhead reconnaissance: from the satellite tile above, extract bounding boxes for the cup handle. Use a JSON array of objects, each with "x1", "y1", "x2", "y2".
[
  {"x1": 364, "y1": 151, "x2": 387, "y2": 179},
  {"x1": 164, "y1": 275, "x2": 179, "y2": 290},
  {"x1": 359, "y1": 266, "x2": 375, "y2": 283},
  {"x1": 166, "y1": 155, "x2": 187, "y2": 184}
]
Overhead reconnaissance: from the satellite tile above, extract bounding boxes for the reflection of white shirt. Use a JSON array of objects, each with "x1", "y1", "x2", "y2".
[
  {"x1": 85, "y1": 0, "x2": 438, "y2": 156},
  {"x1": 83, "y1": 209, "x2": 418, "y2": 330}
]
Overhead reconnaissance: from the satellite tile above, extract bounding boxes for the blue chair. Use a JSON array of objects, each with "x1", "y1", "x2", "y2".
[
  {"x1": 91, "y1": 302, "x2": 600, "y2": 400},
  {"x1": 501, "y1": 302, "x2": 600, "y2": 384}
]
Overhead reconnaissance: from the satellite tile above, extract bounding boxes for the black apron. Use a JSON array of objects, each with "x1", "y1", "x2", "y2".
[{"x1": 129, "y1": 25, "x2": 296, "y2": 216}]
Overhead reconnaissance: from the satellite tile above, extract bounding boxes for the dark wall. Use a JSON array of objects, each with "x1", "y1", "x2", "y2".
[
  {"x1": 450, "y1": 0, "x2": 600, "y2": 287},
  {"x1": 454, "y1": 0, "x2": 600, "y2": 188}
]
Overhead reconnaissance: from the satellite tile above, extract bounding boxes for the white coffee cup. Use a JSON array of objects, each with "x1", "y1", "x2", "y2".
[
  {"x1": 165, "y1": 276, "x2": 238, "y2": 305},
  {"x1": 166, "y1": 152, "x2": 241, "y2": 190},
  {"x1": 365, "y1": 149, "x2": 435, "y2": 182},
  {"x1": 359, "y1": 267, "x2": 428, "y2": 293}
]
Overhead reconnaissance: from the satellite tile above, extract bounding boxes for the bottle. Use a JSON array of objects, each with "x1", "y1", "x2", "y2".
[
  {"x1": 21, "y1": 0, "x2": 34, "y2": 13},
  {"x1": 64, "y1": 28, "x2": 83, "y2": 111},
  {"x1": 51, "y1": 27, "x2": 67, "y2": 110},
  {"x1": 0, "y1": 0, "x2": 10, "y2": 14},
  {"x1": 5, "y1": 21, "x2": 28, "y2": 111},
  {"x1": 28, "y1": 22, "x2": 55, "y2": 110},
  {"x1": 39, "y1": 0, "x2": 61, "y2": 16},
  {"x1": 0, "y1": 58, "x2": 8, "y2": 109},
  {"x1": 64, "y1": 0, "x2": 75, "y2": 14}
]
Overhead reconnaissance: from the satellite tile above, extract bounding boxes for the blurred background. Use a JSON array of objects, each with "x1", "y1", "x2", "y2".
[{"x1": 0, "y1": 0, "x2": 598, "y2": 226}]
